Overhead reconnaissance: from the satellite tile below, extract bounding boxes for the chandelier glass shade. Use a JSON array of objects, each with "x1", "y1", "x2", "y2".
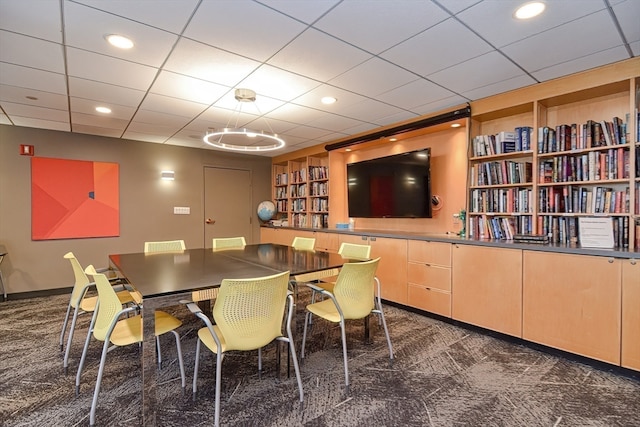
[{"x1": 203, "y1": 89, "x2": 285, "y2": 152}]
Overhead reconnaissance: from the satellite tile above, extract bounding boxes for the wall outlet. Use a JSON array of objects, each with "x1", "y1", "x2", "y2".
[{"x1": 173, "y1": 206, "x2": 190, "y2": 215}]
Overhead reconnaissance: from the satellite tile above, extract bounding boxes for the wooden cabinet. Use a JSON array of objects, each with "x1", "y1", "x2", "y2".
[
  {"x1": 452, "y1": 244, "x2": 522, "y2": 337},
  {"x1": 407, "y1": 240, "x2": 452, "y2": 317},
  {"x1": 314, "y1": 231, "x2": 339, "y2": 253},
  {"x1": 339, "y1": 234, "x2": 408, "y2": 305},
  {"x1": 468, "y1": 59, "x2": 639, "y2": 249},
  {"x1": 260, "y1": 227, "x2": 301, "y2": 246},
  {"x1": 272, "y1": 154, "x2": 329, "y2": 229},
  {"x1": 522, "y1": 250, "x2": 621, "y2": 365},
  {"x1": 621, "y1": 258, "x2": 640, "y2": 370}
]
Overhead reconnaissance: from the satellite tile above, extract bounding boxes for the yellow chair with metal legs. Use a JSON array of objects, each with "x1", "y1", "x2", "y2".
[
  {"x1": 144, "y1": 239, "x2": 186, "y2": 253},
  {"x1": 76, "y1": 265, "x2": 185, "y2": 426},
  {"x1": 212, "y1": 236, "x2": 246, "y2": 250},
  {"x1": 301, "y1": 258, "x2": 393, "y2": 389},
  {"x1": 59, "y1": 252, "x2": 136, "y2": 375},
  {"x1": 310, "y1": 242, "x2": 371, "y2": 303},
  {"x1": 292, "y1": 236, "x2": 316, "y2": 250},
  {"x1": 186, "y1": 270, "x2": 304, "y2": 427}
]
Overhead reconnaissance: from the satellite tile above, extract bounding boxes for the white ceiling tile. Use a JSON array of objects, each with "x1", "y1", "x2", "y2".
[
  {"x1": 461, "y1": 74, "x2": 538, "y2": 101},
  {"x1": 0, "y1": 85, "x2": 68, "y2": 110},
  {"x1": 72, "y1": 0, "x2": 200, "y2": 34},
  {"x1": 64, "y1": 1, "x2": 179, "y2": 68},
  {"x1": 376, "y1": 79, "x2": 459, "y2": 110},
  {"x1": 12, "y1": 116, "x2": 70, "y2": 131},
  {"x1": 74, "y1": 124, "x2": 125, "y2": 138},
  {"x1": 68, "y1": 77, "x2": 145, "y2": 107},
  {"x1": 267, "y1": 103, "x2": 331, "y2": 125},
  {"x1": 314, "y1": 0, "x2": 449, "y2": 54},
  {"x1": 0, "y1": 63, "x2": 67, "y2": 94},
  {"x1": 70, "y1": 97, "x2": 136, "y2": 120},
  {"x1": 282, "y1": 125, "x2": 334, "y2": 140},
  {"x1": 613, "y1": 0, "x2": 640, "y2": 45},
  {"x1": 0, "y1": 31, "x2": 65, "y2": 73},
  {"x1": 163, "y1": 38, "x2": 260, "y2": 88},
  {"x1": 333, "y1": 99, "x2": 406, "y2": 124},
  {"x1": 381, "y1": 18, "x2": 494, "y2": 77},
  {"x1": 71, "y1": 111, "x2": 129, "y2": 131},
  {"x1": 531, "y1": 46, "x2": 631, "y2": 82},
  {"x1": 237, "y1": 65, "x2": 322, "y2": 102},
  {"x1": 138, "y1": 93, "x2": 208, "y2": 118},
  {"x1": 1, "y1": 101, "x2": 68, "y2": 122},
  {"x1": 66, "y1": 47, "x2": 158, "y2": 90},
  {"x1": 456, "y1": 0, "x2": 608, "y2": 48},
  {"x1": 125, "y1": 120, "x2": 179, "y2": 136},
  {"x1": 0, "y1": 0, "x2": 62, "y2": 42},
  {"x1": 132, "y1": 109, "x2": 192, "y2": 128},
  {"x1": 375, "y1": 110, "x2": 419, "y2": 127},
  {"x1": 501, "y1": 9, "x2": 625, "y2": 72},
  {"x1": 329, "y1": 57, "x2": 417, "y2": 97},
  {"x1": 184, "y1": 0, "x2": 307, "y2": 62},
  {"x1": 292, "y1": 85, "x2": 367, "y2": 111},
  {"x1": 0, "y1": 113, "x2": 11, "y2": 125},
  {"x1": 121, "y1": 130, "x2": 169, "y2": 143},
  {"x1": 306, "y1": 114, "x2": 365, "y2": 132},
  {"x1": 267, "y1": 28, "x2": 371, "y2": 82},
  {"x1": 428, "y1": 51, "x2": 525, "y2": 94},
  {"x1": 150, "y1": 71, "x2": 229, "y2": 105},
  {"x1": 258, "y1": 0, "x2": 340, "y2": 24},
  {"x1": 412, "y1": 95, "x2": 469, "y2": 116},
  {"x1": 630, "y1": 40, "x2": 640, "y2": 57}
]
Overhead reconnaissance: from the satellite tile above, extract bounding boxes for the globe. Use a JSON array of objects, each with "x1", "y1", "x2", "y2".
[{"x1": 257, "y1": 200, "x2": 276, "y2": 222}]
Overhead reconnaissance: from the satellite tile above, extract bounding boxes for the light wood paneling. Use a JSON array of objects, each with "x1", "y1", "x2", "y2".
[{"x1": 622, "y1": 259, "x2": 640, "y2": 370}]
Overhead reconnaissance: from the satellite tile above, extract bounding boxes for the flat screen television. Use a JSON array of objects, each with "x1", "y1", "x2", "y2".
[{"x1": 347, "y1": 148, "x2": 432, "y2": 218}]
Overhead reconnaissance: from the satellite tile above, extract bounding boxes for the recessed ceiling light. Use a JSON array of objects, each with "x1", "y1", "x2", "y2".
[
  {"x1": 514, "y1": 2, "x2": 545, "y2": 20},
  {"x1": 345, "y1": 148, "x2": 352, "y2": 152},
  {"x1": 321, "y1": 96, "x2": 337, "y2": 105},
  {"x1": 389, "y1": 137, "x2": 398, "y2": 142},
  {"x1": 451, "y1": 123, "x2": 461, "y2": 128},
  {"x1": 95, "y1": 106, "x2": 112, "y2": 114},
  {"x1": 105, "y1": 34, "x2": 134, "y2": 49}
]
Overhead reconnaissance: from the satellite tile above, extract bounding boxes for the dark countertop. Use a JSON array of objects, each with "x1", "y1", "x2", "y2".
[{"x1": 261, "y1": 225, "x2": 640, "y2": 259}]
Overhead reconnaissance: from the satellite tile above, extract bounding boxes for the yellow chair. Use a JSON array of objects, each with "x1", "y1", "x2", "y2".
[
  {"x1": 301, "y1": 258, "x2": 393, "y2": 389},
  {"x1": 292, "y1": 236, "x2": 316, "y2": 250},
  {"x1": 310, "y1": 242, "x2": 371, "y2": 303},
  {"x1": 59, "y1": 252, "x2": 137, "y2": 375},
  {"x1": 144, "y1": 239, "x2": 186, "y2": 253},
  {"x1": 187, "y1": 270, "x2": 303, "y2": 427},
  {"x1": 212, "y1": 236, "x2": 246, "y2": 250},
  {"x1": 77, "y1": 265, "x2": 185, "y2": 426}
]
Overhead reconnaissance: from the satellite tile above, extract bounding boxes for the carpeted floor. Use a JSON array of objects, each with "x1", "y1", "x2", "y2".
[{"x1": 1, "y1": 291, "x2": 639, "y2": 426}]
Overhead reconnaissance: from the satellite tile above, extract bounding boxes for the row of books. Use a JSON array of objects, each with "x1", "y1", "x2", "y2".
[
  {"x1": 290, "y1": 213, "x2": 308, "y2": 228},
  {"x1": 308, "y1": 165, "x2": 328, "y2": 181},
  {"x1": 538, "y1": 216, "x2": 630, "y2": 248},
  {"x1": 538, "y1": 186, "x2": 629, "y2": 214},
  {"x1": 468, "y1": 215, "x2": 533, "y2": 240},
  {"x1": 471, "y1": 127, "x2": 533, "y2": 157},
  {"x1": 469, "y1": 188, "x2": 532, "y2": 214},
  {"x1": 470, "y1": 160, "x2": 533, "y2": 186},
  {"x1": 289, "y1": 183, "x2": 306, "y2": 197},
  {"x1": 537, "y1": 116, "x2": 629, "y2": 153},
  {"x1": 310, "y1": 197, "x2": 328, "y2": 212},
  {"x1": 274, "y1": 186, "x2": 287, "y2": 199},
  {"x1": 310, "y1": 213, "x2": 329, "y2": 229},
  {"x1": 310, "y1": 182, "x2": 328, "y2": 197},
  {"x1": 538, "y1": 148, "x2": 629, "y2": 183},
  {"x1": 275, "y1": 172, "x2": 288, "y2": 186},
  {"x1": 275, "y1": 200, "x2": 287, "y2": 213},
  {"x1": 290, "y1": 199, "x2": 306, "y2": 212},
  {"x1": 290, "y1": 168, "x2": 307, "y2": 184}
]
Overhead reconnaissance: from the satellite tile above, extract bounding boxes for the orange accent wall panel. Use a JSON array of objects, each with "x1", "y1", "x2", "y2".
[{"x1": 31, "y1": 157, "x2": 119, "y2": 240}]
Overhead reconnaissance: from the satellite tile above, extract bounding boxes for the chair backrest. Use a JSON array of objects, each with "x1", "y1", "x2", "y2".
[
  {"x1": 144, "y1": 240, "x2": 186, "y2": 253},
  {"x1": 333, "y1": 257, "x2": 380, "y2": 320},
  {"x1": 84, "y1": 265, "x2": 124, "y2": 343},
  {"x1": 212, "y1": 237, "x2": 246, "y2": 250},
  {"x1": 213, "y1": 270, "x2": 290, "y2": 351},
  {"x1": 338, "y1": 242, "x2": 371, "y2": 260},
  {"x1": 64, "y1": 252, "x2": 91, "y2": 309},
  {"x1": 292, "y1": 236, "x2": 316, "y2": 250}
]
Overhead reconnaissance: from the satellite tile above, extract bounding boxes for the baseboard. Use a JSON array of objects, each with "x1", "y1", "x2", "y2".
[{"x1": 4, "y1": 286, "x2": 72, "y2": 301}]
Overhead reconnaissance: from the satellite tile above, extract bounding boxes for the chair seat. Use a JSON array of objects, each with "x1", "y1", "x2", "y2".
[
  {"x1": 110, "y1": 311, "x2": 182, "y2": 346},
  {"x1": 79, "y1": 290, "x2": 134, "y2": 312},
  {"x1": 306, "y1": 298, "x2": 343, "y2": 323},
  {"x1": 197, "y1": 325, "x2": 226, "y2": 354},
  {"x1": 315, "y1": 280, "x2": 335, "y2": 293}
]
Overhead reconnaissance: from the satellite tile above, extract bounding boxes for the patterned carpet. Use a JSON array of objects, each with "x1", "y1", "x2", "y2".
[{"x1": 1, "y1": 291, "x2": 639, "y2": 427}]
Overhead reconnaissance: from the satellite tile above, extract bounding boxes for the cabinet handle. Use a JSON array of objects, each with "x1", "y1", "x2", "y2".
[
  {"x1": 424, "y1": 263, "x2": 431, "y2": 267},
  {"x1": 423, "y1": 287, "x2": 431, "y2": 291},
  {"x1": 370, "y1": 237, "x2": 376, "y2": 242},
  {"x1": 631, "y1": 260, "x2": 637, "y2": 265},
  {"x1": 608, "y1": 258, "x2": 614, "y2": 263}
]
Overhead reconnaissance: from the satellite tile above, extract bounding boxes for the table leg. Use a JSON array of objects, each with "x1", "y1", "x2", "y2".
[{"x1": 142, "y1": 304, "x2": 157, "y2": 426}]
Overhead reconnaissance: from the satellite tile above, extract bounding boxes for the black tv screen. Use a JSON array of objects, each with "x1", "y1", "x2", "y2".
[{"x1": 347, "y1": 148, "x2": 432, "y2": 218}]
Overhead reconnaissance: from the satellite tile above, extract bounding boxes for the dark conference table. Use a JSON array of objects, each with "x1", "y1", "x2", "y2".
[{"x1": 109, "y1": 243, "x2": 347, "y2": 426}]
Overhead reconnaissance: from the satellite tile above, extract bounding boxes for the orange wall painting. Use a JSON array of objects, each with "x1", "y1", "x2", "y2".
[{"x1": 31, "y1": 157, "x2": 119, "y2": 240}]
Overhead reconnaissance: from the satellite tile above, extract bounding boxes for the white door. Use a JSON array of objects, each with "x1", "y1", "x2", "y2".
[{"x1": 204, "y1": 167, "x2": 253, "y2": 248}]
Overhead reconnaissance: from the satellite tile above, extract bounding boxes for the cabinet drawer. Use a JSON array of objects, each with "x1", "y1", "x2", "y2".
[
  {"x1": 408, "y1": 240, "x2": 451, "y2": 266},
  {"x1": 407, "y1": 262, "x2": 451, "y2": 292},
  {"x1": 408, "y1": 284, "x2": 451, "y2": 317}
]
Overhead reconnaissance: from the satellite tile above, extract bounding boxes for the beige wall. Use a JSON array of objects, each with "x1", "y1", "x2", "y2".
[{"x1": 0, "y1": 125, "x2": 271, "y2": 296}]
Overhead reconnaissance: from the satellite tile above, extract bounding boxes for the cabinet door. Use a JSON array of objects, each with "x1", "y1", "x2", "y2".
[
  {"x1": 259, "y1": 228, "x2": 297, "y2": 246},
  {"x1": 523, "y1": 251, "x2": 621, "y2": 365},
  {"x1": 370, "y1": 237, "x2": 408, "y2": 305},
  {"x1": 452, "y1": 244, "x2": 522, "y2": 337},
  {"x1": 314, "y1": 231, "x2": 339, "y2": 252},
  {"x1": 622, "y1": 259, "x2": 640, "y2": 370}
]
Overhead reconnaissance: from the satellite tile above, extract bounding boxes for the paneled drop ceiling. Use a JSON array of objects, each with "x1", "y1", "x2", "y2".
[{"x1": 0, "y1": 0, "x2": 638, "y2": 156}]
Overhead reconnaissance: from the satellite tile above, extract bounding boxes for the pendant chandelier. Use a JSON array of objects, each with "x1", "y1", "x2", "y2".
[{"x1": 203, "y1": 88, "x2": 285, "y2": 152}]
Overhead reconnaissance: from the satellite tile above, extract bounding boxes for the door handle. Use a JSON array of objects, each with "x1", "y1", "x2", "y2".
[{"x1": 205, "y1": 218, "x2": 216, "y2": 225}]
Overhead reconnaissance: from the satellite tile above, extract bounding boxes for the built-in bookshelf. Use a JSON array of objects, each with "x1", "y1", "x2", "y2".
[
  {"x1": 272, "y1": 154, "x2": 329, "y2": 228},
  {"x1": 468, "y1": 61, "x2": 639, "y2": 250}
]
